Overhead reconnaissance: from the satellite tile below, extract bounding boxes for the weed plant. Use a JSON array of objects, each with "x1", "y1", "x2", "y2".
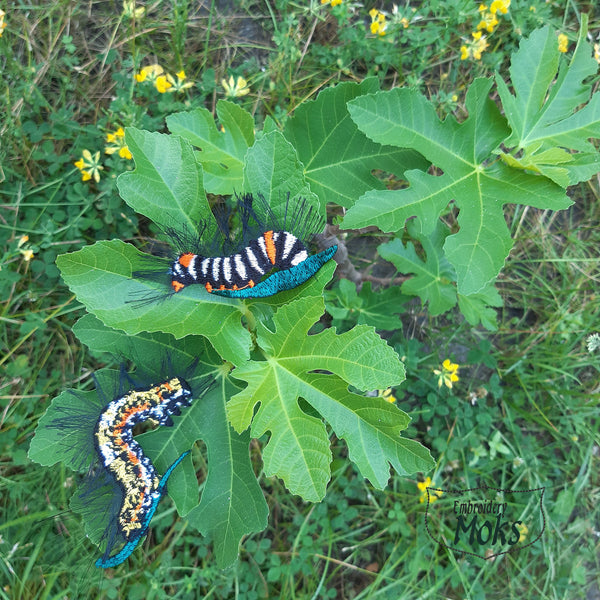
[{"x1": 1, "y1": 1, "x2": 599, "y2": 599}]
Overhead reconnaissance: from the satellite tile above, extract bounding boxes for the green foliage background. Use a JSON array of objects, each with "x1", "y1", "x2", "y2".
[{"x1": 1, "y1": 1, "x2": 599, "y2": 599}]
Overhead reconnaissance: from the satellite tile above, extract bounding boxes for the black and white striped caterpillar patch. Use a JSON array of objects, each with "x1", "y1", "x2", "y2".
[
  {"x1": 132, "y1": 193, "x2": 336, "y2": 301},
  {"x1": 170, "y1": 229, "x2": 309, "y2": 294}
]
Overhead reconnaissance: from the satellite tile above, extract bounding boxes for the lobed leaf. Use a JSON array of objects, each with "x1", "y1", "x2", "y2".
[
  {"x1": 229, "y1": 295, "x2": 432, "y2": 500},
  {"x1": 167, "y1": 101, "x2": 255, "y2": 194},
  {"x1": 243, "y1": 130, "x2": 319, "y2": 214},
  {"x1": 343, "y1": 78, "x2": 571, "y2": 294},
  {"x1": 378, "y1": 221, "x2": 457, "y2": 317},
  {"x1": 325, "y1": 279, "x2": 406, "y2": 331},
  {"x1": 283, "y1": 78, "x2": 429, "y2": 209},
  {"x1": 496, "y1": 16, "x2": 600, "y2": 184},
  {"x1": 117, "y1": 128, "x2": 214, "y2": 232}
]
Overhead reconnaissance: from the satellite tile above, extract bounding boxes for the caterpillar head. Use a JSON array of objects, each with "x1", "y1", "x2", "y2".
[{"x1": 170, "y1": 253, "x2": 197, "y2": 292}]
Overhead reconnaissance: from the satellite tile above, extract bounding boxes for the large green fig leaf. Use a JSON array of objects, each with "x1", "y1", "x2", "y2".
[
  {"x1": 343, "y1": 78, "x2": 571, "y2": 295},
  {"x1": 283, "y1": 78, "x2": 429, "y2": 209},
  {"x1": 228, "y1": 295, "x2": 433, "y2": 501}
]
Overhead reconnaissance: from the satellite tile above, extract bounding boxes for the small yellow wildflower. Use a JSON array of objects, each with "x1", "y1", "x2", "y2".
[
  {"x1": 166, "y1": 70, "x2": 194, "y2": 93},
  {"x1": 417, "y1": 477, "x2": 443, "y2": 504},
  {"x1": 122, "y1": 0, "x2": 144, "y2": 18},
  {"x1": 516, "y1": 522, "x2": 528, "y2": 542},
  {"x1": 400, "y1": 17, "x2": 409, "y2": 28},
  {"x1": 155, "y1": 75, "x2": 172, "y2": 93},
  {"x1": 369, "y1": 9, "x2": 387, "y2": 36},
  {"x1": 477, "y1": 11, "x2": 498, "y2": 32},
  {"x1": 490, "y1": 0, "x2": 510, "y2": 14},
  {"x1": 321, "y1": 0, "x2": 342, "y2": 5},
  {"x1": 74, "y1": 149, "x2": 103, "y2": 183},
  {"x1": 529, "y1": 5, "x2": 536, "y2": 11},
  {"x1": 134, "y1": 64, "x2": 164, "y2": 83},
  {"x1": 379, "y1": 388, "x2": 396, "y2": 403},
  {"x1": 105, "y1": 127, "x2": 133, "y2": 160},
  {"x1": 558, "y1": 33, "x2": 569, "y2": 53},
  {"x1": 594, "y1": 43, "x2": 600, "y2": 64},
  {"x1": 433, "y1": 359, "x2": 460, "y2": 389},
  {"x1": 222, "y1": 76, "x2": 250, "y2": 98},
  {"x1": 0, "y1": 9, "x2": 7, "y2": 37}
]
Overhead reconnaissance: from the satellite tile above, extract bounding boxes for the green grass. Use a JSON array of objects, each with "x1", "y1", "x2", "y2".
[{"x1": 1, "y1": 1, "x2": 599, "y2": 598}]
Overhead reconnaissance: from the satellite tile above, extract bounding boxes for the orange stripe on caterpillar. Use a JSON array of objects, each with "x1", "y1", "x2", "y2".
[{"x1": 263, "y1": 230, "x2": 276, "y2": 264}]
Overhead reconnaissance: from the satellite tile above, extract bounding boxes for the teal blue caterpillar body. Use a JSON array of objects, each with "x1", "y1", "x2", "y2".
[{"x1": 211, "y1": 245, "x2": 337, "y2": 298}]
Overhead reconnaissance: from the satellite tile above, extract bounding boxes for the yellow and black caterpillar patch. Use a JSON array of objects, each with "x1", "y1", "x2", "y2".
[{"x1": 94, "y1": 378, "x2": 192, "y2": 539}]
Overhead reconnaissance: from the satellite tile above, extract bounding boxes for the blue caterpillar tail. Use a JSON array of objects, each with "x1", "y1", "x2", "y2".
[{"x1": 95, "y1": 450, "x2": 190, "y2": 569}]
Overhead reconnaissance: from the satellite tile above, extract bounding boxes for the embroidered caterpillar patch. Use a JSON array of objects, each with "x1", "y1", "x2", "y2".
[
  {"x1": 132, "y1": 193, "x2": 337, "y2": 302},
  {"x1": 170, "y1": 230, "x2": 336, "y2": 297},
  {"x1": 93, "y1": 377, "x2": 192, "y2": 568},
  {"x1": 42, "y1": 369, "x2": 212, "y2": 569}
]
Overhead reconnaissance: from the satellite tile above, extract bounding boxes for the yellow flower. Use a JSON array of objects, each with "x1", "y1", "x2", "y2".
[
  {"x1": 122, "y1": 0, "x2": 144, "y2": 18},
  {"x1": 594, "y1": 43, "x2": 600, "y2": 64},
  {"x1": 0, "y1": 10, "x2": 6, "y2": 38},
  {"x1": 400, "y1": 17, "x2": 409, "y2": 28},
  {"x1": 369, "y1": 9, "x2": 387, "y2": 36},
  {"x1": 558, "y1": 33, "x2": 569, "y2": 53},
  {"x1": 379, "y1": 388, "x2": 396, "y2": 403},
  {"x1": 477, "y1": 12, "x2": 498, "y2": 32},
  {"x1": 135, "y1": 64, "x2": 164, "y2": 83},
  {"x1": 433, "y1": 359, "x2": 460, "y2": 389},
  {"x1": 321, "y1": 0, "x2": 342, "y2": 5},
  {"x1": 155, "y1": 75, "x2": 172, "y2": 93},
  {"x1": 166, "y1": 70, "x2": 194, "y2": 93},
  {"x1": 105, "y1": 127, "x2": 132, "y2": 160},
  {"x1": 417, "y1": 477, "x2": 443, "y2": 504},
  {"x1": 478, "y1": 4, "x2": 488, "y2": 11},
  {"x1": 119, "y1": 146, "x2": 133, "y2": 159},
  {"x1": 490, "y1": 0, "x2": 510, "y2": 14},
  {"x1": 516, "y1": 522, "x2": 528, "y2": 542},
  {"x1": 17, "y1": 234, "x2": 34, "y2": 261},
  {"x1": 222, "y1": 76, "x2": 250, "y2": 98},
  {"x1": 74, "y1": 149, "x2": 103, "y2": 183}
]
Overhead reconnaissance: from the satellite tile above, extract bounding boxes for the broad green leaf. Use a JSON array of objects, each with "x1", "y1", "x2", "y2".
[
  {"x1": 73, "y1": 313, "x2": 223, "y2": 376},
  {"x1": 298, "y1": 373, "x2": 434, "y2": 485},
  {"x1": 283, "y1": 78, "x2": 428, "y2": 208},
  {"x1": 29, "y1": 388, "x2": 101, "y2": 472},
  {"x1": 167, "y1": 101, "x2": 255, "y2": 194},
  {"x1": 458, "y1": 284, "x2": 502, "y2": 331},
  {"x1": 496, "y1": 17, "x2": 600, "y2": 151},
  {"x1": 243, "y1": 130, "x2": 319, "y2": 212},
  {"x1": 56, "y1": 240, "x2": 250, "y2": 364},
  {"x1": 229, "y1": 295, "x2": 432, "y2": 499},
  {"x1": 324, "y1": 279, "x2": 406, "y2": 331},
  {"x1": 343, "y1": 78, "x2": 571, "y2": 295},
  {"x1": 378, "y1": 233, "x2": 457, "y2": 317},
  {"x1": 117, "y1": 128, "x2": 214, "y2": 232},
  {"x1": 140, "y1": 378, "x2": 269, "y2": 567},
  {"x1": 57, "y1": 240, "x2": 337, "y2": 365}
]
